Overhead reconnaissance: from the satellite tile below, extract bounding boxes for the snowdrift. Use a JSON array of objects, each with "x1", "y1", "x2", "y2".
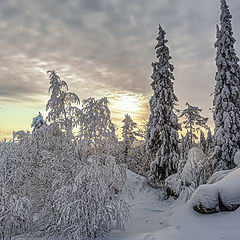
[{"x1": 191, "y1": 167, "x2": 240, "y2": 214}]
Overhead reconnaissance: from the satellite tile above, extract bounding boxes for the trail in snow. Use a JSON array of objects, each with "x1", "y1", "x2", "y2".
[
  {"x1": 104, "y1": 170, "x2": 240, "y2": 240},
  {"x1": 104, "y1": 170, "x2": 175, "y2": 240}
]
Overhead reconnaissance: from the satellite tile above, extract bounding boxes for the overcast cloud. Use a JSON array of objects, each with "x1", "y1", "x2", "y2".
[{"x1": 1, "y1": 0, "x2": 240, "y2": 135}]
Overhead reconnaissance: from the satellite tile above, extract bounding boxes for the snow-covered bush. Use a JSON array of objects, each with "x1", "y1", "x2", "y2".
[
  {"x1": 0, "y1": 124, "x2": 129, "y2": 239},
  {"x1": 76, "y1": 140, "x2": 93, "y2": 162},
  {"x1": 126, "y1": 142, "x2": 150, "y2": 177},
  {"x1": 78, "y1": 97, "x2": 116, "y2": 154},
  {"x1": 191, "y1": 167, "x2": 240, "y2": 214},
  {"x1": 12, "y1": 130, "x2": 30, "y2": 144},
  {"x1": 165, "y1": 147, "x2": 215, "y2": 199},
  {"x1": 0, "y1": 142, "x2": 32, "y2": 239},
  {"x1": 180, "y1": 147, "x2": 213, "y2": 200},
  {"x1": 50, "y1": 157, "x2": 129, "y2": 239},
  {"x1": 164, "y1": 173, "x2": 181, "y2": 198}
]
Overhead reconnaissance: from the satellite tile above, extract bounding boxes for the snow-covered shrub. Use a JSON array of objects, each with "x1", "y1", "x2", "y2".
[
  {"x1": 0, "y1": 124, "x2": 129, "y2": 239},
  {"x1": 125, "y1": 142, "x2": 150, "y2": 177},
  {"x1": 48, "y1": 156, "x2": 129, "y2": 239},
  {"x1": 78, "y1": 97, "x2": 116, "y2": 154},
  {"x1": 0, "y1": 142, "x2": 32, "y2": 239},
  {"x1": 76, "y1": 140, "x2": 93, "y2": 162},
  {"x1": 191, "y1": 168, "x2": 240, "y2": 214},
  {"x1": 180, "y1": 147, "x2": 213, "y2": 200},
  {"x1": 15, "y1": 123, "x2": 79, "y2": 235},
  {"x1": 12, "y1": 130, "x2": 30, "y2": 144},
  {"x1": 98, "y1": 136, "x2": 120, "y2": 160},
  {"x1": 164, "y1": 173, "x2": 181, "y2": 198}
]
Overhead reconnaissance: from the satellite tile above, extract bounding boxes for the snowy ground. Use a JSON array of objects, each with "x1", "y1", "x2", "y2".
[
  {"x1": 17, "y1": 170, "x2": 240, "y2": 240},
  {"x1": 104, "y1": 170, "x2": 174, "y2": 240},
  {"x1": 104, "y1": 170, "x2": 240, "y2": 240}
]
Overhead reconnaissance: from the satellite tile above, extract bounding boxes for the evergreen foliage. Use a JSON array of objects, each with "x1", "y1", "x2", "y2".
[
  {"x1": 122, "y1": 114, "x2": 138, "y2": 145},
  {"x1": 206, "y1": 128, "x2": 214, "y2": 154},
  {"x1": 121, "y1": 114, "x2": 138, "y2": 162},
  {"x1": 180, "y1": 102, "x2": 208, "y2": 146},
  {"x1": 146, "y1": 25, "x2": 180, "y2": 187},
  {"x1": 213, "y1": 0, "x2": 240, "y2": 169},
  {"x1": 200, "y1": 130, "x2": 207, "y2": 153}
]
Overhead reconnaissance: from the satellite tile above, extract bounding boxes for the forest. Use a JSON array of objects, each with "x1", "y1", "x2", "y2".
[{"x1": 1, "y1": 0, "x2": 240, "y2": 239}]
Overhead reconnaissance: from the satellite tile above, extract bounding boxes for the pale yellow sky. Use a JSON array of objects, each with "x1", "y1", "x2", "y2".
[{"x1": 0, "y1": 89, "x2": 150, "y2": 140}]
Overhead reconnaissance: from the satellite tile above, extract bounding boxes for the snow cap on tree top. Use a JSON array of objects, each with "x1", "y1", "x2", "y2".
[
  {"x1": 220, "y1": 0, "x2": 232, "y2": 23},
  {"x1": 157, "y1": 24, "x2": 165, "y2": 35}
]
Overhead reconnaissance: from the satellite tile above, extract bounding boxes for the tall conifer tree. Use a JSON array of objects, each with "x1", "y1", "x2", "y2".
[
  {"x1": 146, "y1": 25, "x2": 180, "y2": 186},
  {"x1": 213, "y1": 0, "x2": 240, "y2": 169}
]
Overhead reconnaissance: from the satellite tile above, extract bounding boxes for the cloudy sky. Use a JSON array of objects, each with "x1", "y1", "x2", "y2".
[{"x1": 1, "y1": 0, "x2": 240, "y2": 139}]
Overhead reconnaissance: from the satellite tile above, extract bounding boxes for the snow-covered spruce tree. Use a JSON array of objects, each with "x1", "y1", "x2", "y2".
[
  {"x1": 46, "y1": 70, "x2": 81, "y2": 138},
  {"x1": 178, "y1": 133, "x2": 191, "y2": 173},
  {"x1": 180, "y1": 102, "x2": 208, "y2": 147},
  {"x1": 213, "y1": 0, "x2": 240, "y2": 169},
  {"x1": 146, "y1": 25, "x2": 181, "y2": 187},
  {"x1": 122, "y1": 114, "x2": 138, "y2": 145},
  {"x1": 200, "y1": 130, "x2": 207, "y2": 153},
  {"x1": 78, "y1": 97, "x2": 117, "y2": 155},
  {"x1": 136, "y1": 119, "x2": 148, "y2": 139},
  {"x1": 31, "y1": 112, "x2": 46, "y2": 133},
  {"x1": 206, "y1": 128, "x2": 214, "y2": 154},
  {"x1": 121, "y1": 114, "x2": 138, "y2": 162}
]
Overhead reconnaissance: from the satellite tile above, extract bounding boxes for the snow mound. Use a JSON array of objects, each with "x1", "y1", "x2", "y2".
[
  {"x1": 164, "y1": 173, "x2": 181, "y2": 197},
  {"x1": 191, "y1": 167, "x2": 240, "y2": 214},
  {"x1": 207, "y1": 169, "x2": 232, "y2": 184},
  {"x1": 105, "y1": 170, "x2": 174, "y2": 240},
  {"x1": 180, "y1": 147, "x2": 206, "y2": 200},
  {"x1": 208, "y1": 151, "x2": 240, "y2": 184},
  {"x1": 234, "y1": 150, "x2": 240, "y2": 166}
]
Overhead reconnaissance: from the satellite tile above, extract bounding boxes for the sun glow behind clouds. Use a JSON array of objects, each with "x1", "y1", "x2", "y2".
[
  {"x1": 108, "y1": 91, "x2": 150, "y2": 138},
  {"x1": 112, "y1": 94, "x2": 140, "y2": 116}
]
